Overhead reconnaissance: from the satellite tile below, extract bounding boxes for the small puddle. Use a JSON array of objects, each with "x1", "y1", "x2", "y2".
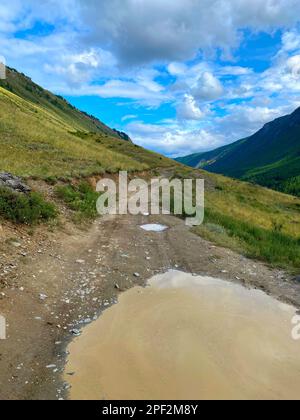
[
  {"x1": 140, "y1": 224, "x2": 168, "y2": 232},
  {"x1": 65, "y1": 271, "x2": 300, "y2": 400}
]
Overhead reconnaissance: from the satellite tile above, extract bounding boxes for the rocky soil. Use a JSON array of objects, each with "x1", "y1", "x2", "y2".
[{"x1": 0, "y1": 194, "x2": 300, "y2": 400}]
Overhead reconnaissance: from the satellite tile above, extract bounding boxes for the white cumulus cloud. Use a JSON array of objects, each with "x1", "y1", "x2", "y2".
[
  {"x1": 177, "y1": 95, "x2": 205, "y2": 121},
  {"x1": 193, "y1": 72, "x2": 224, "y2": 102}
]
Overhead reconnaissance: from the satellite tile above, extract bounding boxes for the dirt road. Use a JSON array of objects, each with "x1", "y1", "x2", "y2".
[{"x1": 0, "y1": 210, "x2": 300, "y2": 400}]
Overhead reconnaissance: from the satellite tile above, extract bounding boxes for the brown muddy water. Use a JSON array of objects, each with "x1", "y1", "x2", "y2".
[{"x1": 64, "y1": 270, "x2": 300, "y2": 400}]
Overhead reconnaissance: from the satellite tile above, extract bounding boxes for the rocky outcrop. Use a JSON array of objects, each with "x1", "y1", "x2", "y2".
[
  {"x1": 0, "y1": 173, "x2": 31, "y2": 194},
  {"x1": 113, "y1": 129, "x2": 132, "y2": 142}
]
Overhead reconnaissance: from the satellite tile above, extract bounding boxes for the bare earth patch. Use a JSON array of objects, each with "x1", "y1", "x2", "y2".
[{"x1": 0, "y1": 209, "x2": 300, "y2": 400}]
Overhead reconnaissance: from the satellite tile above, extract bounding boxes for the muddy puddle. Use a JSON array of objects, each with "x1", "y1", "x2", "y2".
[{"x1": 64, "y1": 270, "x2": 300, "y2": 400}]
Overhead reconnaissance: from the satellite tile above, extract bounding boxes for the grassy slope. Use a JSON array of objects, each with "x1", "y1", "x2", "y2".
[
  {"x1": 173, "y1": 166, "x2": 300, "y2": 271},
  {"x1": 0, "y1": 67, "x2": 122, "y2": 137},
  {"x1": 0, "y1": 67, "x2": 299, "y2": 271},
  {"x1": 0, "y1": 86, "x2": 171, "y2": 178},
  {"x1": 176, "y1": 107, "x2": 300, "y2": 197}
]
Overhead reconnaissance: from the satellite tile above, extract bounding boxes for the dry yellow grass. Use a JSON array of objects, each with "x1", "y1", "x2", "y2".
[
  {"x1": 0, "y1": 87, "x2": 170, "y2": 178},
  {"x1": 172, "y1": 167, "x2": 300, "y2": 271}
]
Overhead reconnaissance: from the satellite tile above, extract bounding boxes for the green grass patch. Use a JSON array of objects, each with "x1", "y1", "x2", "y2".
[
  {"x1": 0, "y1": 188, "x2": 57, "y2": 224},
  {"x1": 169, "y1": 167, "x2": 300, "y2": 271},
  {"x1": 55, "y1": 182, "x2": 100, "y2": 221},
  {"x1": 196, "y1": 207, "x2": 300, "y2": 270}
]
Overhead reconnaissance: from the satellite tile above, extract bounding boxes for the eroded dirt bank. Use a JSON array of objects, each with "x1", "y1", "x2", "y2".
[{"x1": 0, "y1": 210, "x2": 300, "y2": 400}]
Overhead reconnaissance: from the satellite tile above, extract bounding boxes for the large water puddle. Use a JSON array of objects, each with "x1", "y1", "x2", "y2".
[{"x1": 65, "y1": 270, "x2": 300, "y2": 400}]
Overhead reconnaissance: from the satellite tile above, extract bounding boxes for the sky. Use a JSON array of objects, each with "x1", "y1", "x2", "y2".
[{"x1": 1, "y1": 0, "x2": 300, "y2": 157}]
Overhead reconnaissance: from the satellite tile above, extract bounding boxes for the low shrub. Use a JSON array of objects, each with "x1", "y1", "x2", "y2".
[
  {"x1": 0, "y1": 188, "x2": 57, "y2": 224},
  {"x1": 55, "y1": 182, "x2": 100, "y2": 221}
]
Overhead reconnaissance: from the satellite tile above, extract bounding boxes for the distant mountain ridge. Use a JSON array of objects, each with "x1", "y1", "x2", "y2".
[{"x1": 176, "y1": 107, "x2": 300, "y2": 196}]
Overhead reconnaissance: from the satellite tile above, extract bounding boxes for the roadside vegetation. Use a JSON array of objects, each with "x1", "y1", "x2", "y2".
[
  {"x1": 0, "y1": 188, "x2": 57, "y2": 225},
  {"x1": 172, "y1": 167, "x2": 300, "y2": 272},
  {"x1": 55, "y1": 182, "x2": 100, "y2": 222}
]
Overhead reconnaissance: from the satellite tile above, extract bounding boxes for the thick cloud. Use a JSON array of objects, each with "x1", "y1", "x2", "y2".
[
  {"x1": 177, "y1": 95, "x2": 204, "y2": 121},
  {"x1": 3, "y1": 0, "x2": 300, "y2": 66},
  {"x1": 77, "y1": 0, "x2": 300, "y2": 65},
  {"x1": 126, "y1": 121, "x2": 225, "y2": 157},
  {"x1": 192, "y1": 72, "x2": 224, "y2": 101},
  {"x1": 2, "y1": 0, "x2": 300, "y2": 157},
  {"x1": 3, "y1": 0, "x2": 300, "y2": 71}
]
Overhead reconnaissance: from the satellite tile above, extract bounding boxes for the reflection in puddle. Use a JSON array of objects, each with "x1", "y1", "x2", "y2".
[
  {"x1": 140, "y1": 224, "x2": 168, "y2": 232},
  {"x1": 65, "y1": 271, "x2": 300, "y2": 400}
]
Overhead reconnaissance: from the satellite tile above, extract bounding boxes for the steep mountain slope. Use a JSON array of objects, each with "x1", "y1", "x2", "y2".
[
  {"x1": 176, "y1": 107, "x2": 300, "y2": 196},
  {"x1": 176, "y1": 139, "x2": 246, "y2": 168},
  {"x1": 0, "y1": 68, "x2": 171, "y2": 178},
  {"x1": 0, "y1": 67, "x2": 124, "y2": 137}
]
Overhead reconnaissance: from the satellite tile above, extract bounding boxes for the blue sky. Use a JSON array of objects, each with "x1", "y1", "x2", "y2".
[{"x1": 1, "y1": 0, "x2": 300, "y2": 157}]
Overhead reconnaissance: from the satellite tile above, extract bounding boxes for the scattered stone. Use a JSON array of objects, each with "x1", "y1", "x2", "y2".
[
  {"x1": 133, "y1": 273, "x2": 140, "y2": 278},
  {"x1": 11, "y1": 241, "x2": 21, "y2": 248},
  {"x1": 0, "y1": 172, "x2": 31, "y2": 194},
  {"x1": 76, "y1": 260, "x2": 85, "y2": 265},
  {"x1": 39, "y1": 294, "x2": 48, "y2": 301},
  {"x1": 70, "y1": 329, "x2": 81, "y2": 337}
]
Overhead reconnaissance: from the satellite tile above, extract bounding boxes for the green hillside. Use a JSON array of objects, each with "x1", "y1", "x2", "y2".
[
  {"x1": 0, "y1": 69, "x2": 172, "y2": 178},
  {"x1": 170, "y1": 165, "x2": 300, "y2": 271},
  {"x1": 0, "y1": 67, "x2": 299, "y2": 271},
  {"x1": 176, "y1": 108, "x2": 300, "y2": 196},
  {"x1": 0, "y1": 67, "x2": 125, "y2": 137},
  {"x1": 176, "y1": 138, "x2": 246, "y2": 168}
]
